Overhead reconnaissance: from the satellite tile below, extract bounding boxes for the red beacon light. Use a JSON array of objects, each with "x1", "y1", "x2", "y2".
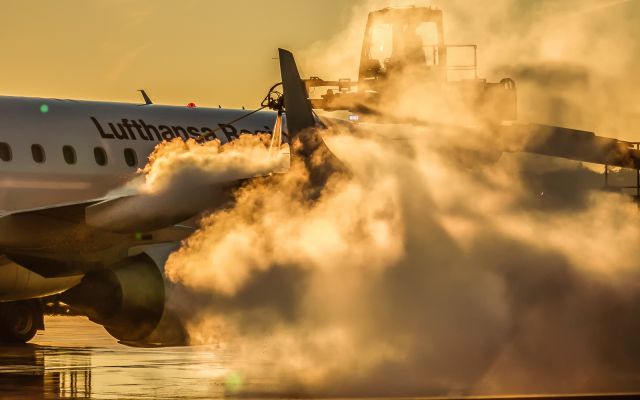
[{"x1": 187, "y1": 102, "x2": 197, "y2": 108}]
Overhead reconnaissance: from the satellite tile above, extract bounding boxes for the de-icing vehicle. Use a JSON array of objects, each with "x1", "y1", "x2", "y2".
[
  {"x1": 301, "y1": 6, "x2": 640, "y2": 200},
  {"x1": 304, "y1": 6, "x2": 517, "y2": 124}
]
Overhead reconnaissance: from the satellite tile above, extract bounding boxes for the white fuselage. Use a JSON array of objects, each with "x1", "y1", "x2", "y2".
[
  {"x1": 0, "y1": 95, "x2": 279, "y2": 300},
  {"x1": 0, "y1": 96, "x2": 278, "y2": 211}
]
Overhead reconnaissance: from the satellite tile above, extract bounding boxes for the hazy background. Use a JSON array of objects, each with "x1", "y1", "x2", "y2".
[
  {"x1": 3, "y1": 1, "x2": 640, "y2": 396},
  {"x1": 0, "y1": 0, "x2": 356, "y2": 107},
  {"x1": 1, "y1": 0, "x2": 639, "y2": 136},
  {"x1": 134, "y1": 1, "x2": 640, "y2": 396}
]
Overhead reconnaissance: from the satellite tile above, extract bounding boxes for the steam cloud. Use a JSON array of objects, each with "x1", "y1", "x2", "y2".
[
  {"x1": 142, "y1": 0, "x2": 640, "y2": 396},
  {"x1": 141, "y1": 133, "x2": 287, "y2": 194}
]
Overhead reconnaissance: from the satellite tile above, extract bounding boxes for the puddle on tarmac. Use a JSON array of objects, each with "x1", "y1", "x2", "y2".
[{"x1": 0, "y1": 316, "x2": 275, "y2": 399}]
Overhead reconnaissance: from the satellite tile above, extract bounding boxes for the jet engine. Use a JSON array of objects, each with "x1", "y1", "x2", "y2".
[{"x1": 61, "y1": 253, "x2": 180, "y2": 344}]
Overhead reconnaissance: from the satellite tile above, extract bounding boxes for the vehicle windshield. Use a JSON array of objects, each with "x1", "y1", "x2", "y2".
[{"x1": 368, "y1": 20, "x2": 442, "y2": 74}]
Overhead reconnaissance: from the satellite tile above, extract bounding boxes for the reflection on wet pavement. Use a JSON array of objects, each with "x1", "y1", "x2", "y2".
[
  {"x1": 4, "y1": 317, "x2": 640, "y2": 400},
  {"x1": 0, "y1": 316, "x2": 263, "y2": 399}
]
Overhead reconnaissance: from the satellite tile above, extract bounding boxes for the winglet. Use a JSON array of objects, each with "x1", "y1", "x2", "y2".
[{"x1": 278, "y1": 48, "x2": 317, "y2": 138}]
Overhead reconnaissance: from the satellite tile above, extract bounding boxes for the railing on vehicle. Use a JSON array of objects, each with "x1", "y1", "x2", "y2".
[
  {"x1": 423, "y1": 44, "x2": 478, "y2": 80},
  {"x1": 604, "y1": 141, "x2": 640, "y2": 200}
]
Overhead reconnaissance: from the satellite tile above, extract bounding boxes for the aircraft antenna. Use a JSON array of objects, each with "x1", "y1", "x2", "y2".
[
  {"x1": 192, "y1": 83, "x2": 285, "y2": 143},
  {"x1": 138, "y1": 90, "x2": 153, "y2": 105}
]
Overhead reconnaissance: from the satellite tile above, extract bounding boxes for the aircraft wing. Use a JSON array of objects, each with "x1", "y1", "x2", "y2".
[
  {"x1": 501, "y1": 123, "x2": 640, "y2": 170},
  {"x1": 0, "y1": 177, "x2": 240, "y2": 253}
]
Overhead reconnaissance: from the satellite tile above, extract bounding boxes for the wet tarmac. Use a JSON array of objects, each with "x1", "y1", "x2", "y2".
[
  {"x1": 0, "y1": 316, "x2": 274, "y2": 399},
  {"x1": 3, "y1": 317, "x2": 640, "y2": 399}
]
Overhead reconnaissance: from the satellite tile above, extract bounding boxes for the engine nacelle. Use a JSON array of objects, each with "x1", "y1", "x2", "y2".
[{"x1": 62, "y1": 254, "x2": 165, "y2": 342}]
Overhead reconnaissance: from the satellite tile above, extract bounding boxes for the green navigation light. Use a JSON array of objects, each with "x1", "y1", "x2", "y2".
[{"x1": 224, "y1": 371, "x2": 244, "y2": 393}]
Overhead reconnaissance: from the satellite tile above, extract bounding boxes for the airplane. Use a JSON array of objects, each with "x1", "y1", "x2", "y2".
[
  {"x1": 0, "y1": 56, "x2": 319, "y2": 345},
  {"x1": 0, "y1": 39, "x2": 636, "y2": 347}
]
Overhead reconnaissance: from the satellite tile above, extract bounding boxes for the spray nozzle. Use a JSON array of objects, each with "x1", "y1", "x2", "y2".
[{"x1": 262, "y1": 82, "x2": 285, "y2": 114}]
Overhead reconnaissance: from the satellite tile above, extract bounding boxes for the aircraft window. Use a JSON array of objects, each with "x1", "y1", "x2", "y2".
[
  {"x1": 124, "y1": 148, "x2": 137, "y2": 167},
  {"x1": 94, "y1": 147, "x2": 108, "y2": 166},
  {"x1": 31, "y1": 144, "x2": 45, "y2": 164},
  {"x1": 0, "y1": 142, "x2": 11, "y2": 162},
  {"x1": 62, "y1": 145, "x2": 77, "y2": 165}
]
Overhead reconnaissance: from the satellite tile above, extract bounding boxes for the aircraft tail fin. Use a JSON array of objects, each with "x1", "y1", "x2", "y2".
[
  {"x1": 277, "y1": 48, "x2": 345, "y2": 188},
  {"x1": 278, "y1": 48, "x2": 317, "y2": 138},
  {"x1": 278, "y1": 48, "x2": 331, "y2": 159}
]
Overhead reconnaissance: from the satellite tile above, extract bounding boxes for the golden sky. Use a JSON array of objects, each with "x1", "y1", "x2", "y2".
[
  {"x1": 1, "y1": 0, "x2": 639, "y2": 128},
  {"x1": 0, "y1": 0, "x2": 359, "y2": 108}
]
